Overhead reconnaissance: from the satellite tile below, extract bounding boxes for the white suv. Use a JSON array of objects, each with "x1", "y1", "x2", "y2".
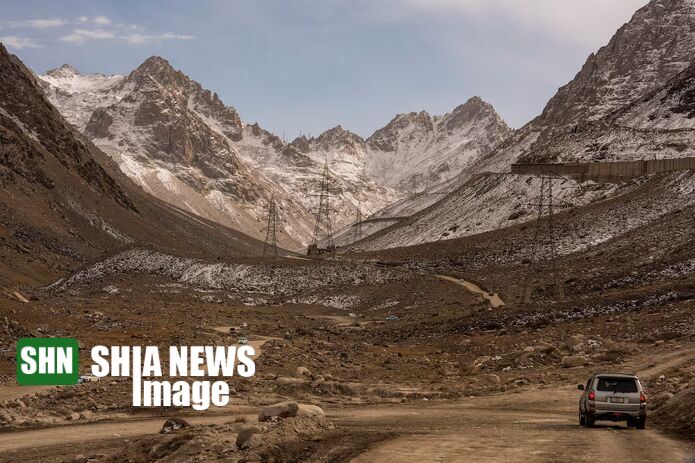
[{"x1": 578, "y1": 373, "x2": 647, "y2": 429}]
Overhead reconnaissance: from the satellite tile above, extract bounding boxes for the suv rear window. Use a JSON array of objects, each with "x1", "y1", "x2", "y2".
[{"x1": 596, "y1": 377, "x2": 638, "y2": 393}]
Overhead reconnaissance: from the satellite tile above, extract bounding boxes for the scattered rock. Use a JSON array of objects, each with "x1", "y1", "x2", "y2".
[
  {"x1": 310, "y1": 378, "x2": 326, "y2": 389},
  {"x1": 562, "y1": 355, "x2": 589, "y2": 368},
  {"x1": 275, "y1": 377, "x2": 305, "y2": 387},
  {"x1": 0, "y1": 410, "x2": 14, "y2": 424},
  {"x1": 9, "y1": 291, "x2": 30, "y2": 303},
  {"x1": 652, "y1": 387, "x2": 695, "y2": 438},
  {"x1": 534, "y1": 342, "x2": 556, "y2": 354},
  {"x1": 160, "y1": 417, "x2": 191, "y2": 434},
  {"x1": 258, "y1": 401, "x2": 299, "y2": 422},
  {"x1": 296, "y1": 404, "x2": 325, "y2": 418},
  {"x1": 295, "y1": 366, "x2": 312, "y2": 378},
  {"x1": 650, "y1": 391, "x2": 674, "y2": 410},
  {"x1": 480, "y1": 374, "x2": 501, "y2": 386},
  {"x1": 236, "y1": 425, "x2": 263, "y2": 449},
  {"x1": 102, "y1": 285, "x2": 119, "y2": 294}
]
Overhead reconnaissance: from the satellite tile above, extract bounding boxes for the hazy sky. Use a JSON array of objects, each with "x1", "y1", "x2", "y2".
[{"x1": 1, "y1": 0, "x2": 647, "y2": 138}]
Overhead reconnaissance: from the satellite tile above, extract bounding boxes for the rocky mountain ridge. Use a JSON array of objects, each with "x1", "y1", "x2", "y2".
[
  {"x1": 468, "y1": 0, "x2": 695, "y2": 170},
  {"x1": 531, "y1": 60, "x2": 695, "y2": 163},
  {"x1": 365, "y1": 97, "x2": 512, "y2": 190},
  {"x1": 353, "y1": 0, "x2": 695, "y2": 251},
  {"x1": 0, "y1": 44, "x2": 263, "y2": 286},
  {"x1": 38, "y1": 59, "x2": 510, "y2": 249}
]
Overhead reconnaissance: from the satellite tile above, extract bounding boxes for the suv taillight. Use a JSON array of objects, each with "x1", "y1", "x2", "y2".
[
  {"x1": 588, "y1": 391, "x2": 595, "y2": 401},
  {"x1": 640, "y1": 392, "x2": 647, "y2": 403}
]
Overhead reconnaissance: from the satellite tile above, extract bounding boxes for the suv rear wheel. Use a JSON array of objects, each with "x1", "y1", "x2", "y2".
[
  {"x1": 584, "y1": 415, "x2": 595, "y2": 428},
  {"x1": 579, "y1": 410, "x2": 586, "y2": 426},
  {"x1": 636, "y1": 416, "x2": 646, "y2": 430}
]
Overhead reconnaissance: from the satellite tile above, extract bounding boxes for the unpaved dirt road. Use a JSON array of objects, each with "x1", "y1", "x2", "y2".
[
  {"x1": 436, "y1": 274, "x2": 505, "y2": 307},
  {"x1": 346, "y1": 346, "x2": 695, "y2": 462},
  {"x1": 0, "y1": 385, "x2": 691, "y2": 462},
  {"x1": 209, "y1": 326, "x2": 280, "y2": 359},
  {"x1": 0, "y1": 409, "x2": 256, "y2": 460},
  {"x1": 344, "y1": 386, "x2": 692, "y2": 463},
  {"x1": 1, "y1": 347, "x2": 692, "y2": 462}
]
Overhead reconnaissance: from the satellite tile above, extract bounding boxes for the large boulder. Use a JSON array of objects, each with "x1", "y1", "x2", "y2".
[
  {"x1": 296, "y1": 404, "x2": 325, "y2": 418},
  {"x1": 258, "y1": 401, "x2": 299, "y2": 422},
  {"x1": 561, "y1": 355, "x2": 588, "y2": 368}
]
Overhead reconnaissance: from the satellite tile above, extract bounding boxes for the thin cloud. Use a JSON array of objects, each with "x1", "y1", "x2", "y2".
[
  {"x1": 61, "y1": 29, "x2": 194, "y2": 45},
  {"x1": 59, "y1": 33, "x2": 86, "y2": 43},
  {"x1": 56, "y1": 18, "x2": 194, "y2": 45},
  {"x1": 77, "y1": 16, "x2": 112, "y2": 26},
  {"x1": 3, "y1": 13, "x2": 194, "y2": 46},
  {"x1": 59, "y1": 29, "x2": 115, "y2": 43},
  {"x1": 1, "y1": 35, "x2": 43, "y2": 49},
  {"x1": 120, "y1": 33, "x2": 196, "y2": 44},
  {"x1": 0, "y1": 18, "x2": 65, "y2": 29},
  {"x1": 92, "y1": 16, "x2": 112, "y2": 25}
]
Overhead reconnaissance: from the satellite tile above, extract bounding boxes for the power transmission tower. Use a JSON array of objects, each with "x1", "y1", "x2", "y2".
[
  {"x1": 353, "y1": 200, "x2": 363, "y2": 243},
  {"x1": 262, "y1": 196, "x2": 279, "y2": 256},
  {"x1": 408, "y1": 176, "x2": 418, "y2": 199},
  {"x1": 519, "y1": 176, "x2": 565, "y2": 303},
  {"x1": 308, "y1": 162, "x2": 336, "y2": 254}
]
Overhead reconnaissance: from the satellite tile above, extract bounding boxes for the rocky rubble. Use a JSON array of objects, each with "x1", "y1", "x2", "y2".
[
  {"x1": 0, "y1": 380, "x2": 131, "y2": 429},
  {"x1": 47, "y1": 249, "x2": 403, "y2": 297},
  {"x1": 86, "y1": 403, "x2": 330, "y2": 462},
  {"x1": 651, "y1": 386, "x2": 695, "y2": 438}
]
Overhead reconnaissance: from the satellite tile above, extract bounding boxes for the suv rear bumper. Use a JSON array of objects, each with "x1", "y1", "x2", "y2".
[{"x1": 589, "y1": 410, "x2": 646, "y2": 421}]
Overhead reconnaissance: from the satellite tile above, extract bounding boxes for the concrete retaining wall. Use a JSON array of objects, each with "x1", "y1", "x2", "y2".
[{"x1": 511, "y1": 157, "x2": 695, "y2": 181}]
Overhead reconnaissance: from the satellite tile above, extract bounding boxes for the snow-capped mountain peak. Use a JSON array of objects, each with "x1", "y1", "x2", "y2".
[
  {"x1": 38, "y1": 57, "x2": 406, "y2": 249},
  {"x1": 38, "y1": 55, "x2": 510, "y2": 249},
  {"x1": 365, "y1": 98, "x2": 512, "y2": 191},
  {"x1": 46, "y1": 63, "x2": 79, "y2": 78}
]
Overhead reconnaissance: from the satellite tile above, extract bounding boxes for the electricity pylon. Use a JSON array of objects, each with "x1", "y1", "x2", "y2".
[
  {"x1": 353, "y1": 200, "x2": 363, "y2": 243},
  {"x1": 311, "y1": 161, "x2": 335, "y2": 249},
  {"x1": 262, "y1": 196, "x2": 279, "y2": 256},
  {"x1": 519, "y1": 175, "x2": 565, "y2": 303}
]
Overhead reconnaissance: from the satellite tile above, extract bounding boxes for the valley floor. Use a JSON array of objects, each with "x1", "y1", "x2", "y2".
[
  {"x1": 1, "y1": 344, "x2": 692, "y2": 462},
  {"x1": 0, "y1": 184, "x2": 694, "y2": 462}
]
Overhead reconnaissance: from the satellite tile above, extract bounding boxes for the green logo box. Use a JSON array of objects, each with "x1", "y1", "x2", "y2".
[{"x1": 16, "y1": 338, "x2": 79, "y2": 385}]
